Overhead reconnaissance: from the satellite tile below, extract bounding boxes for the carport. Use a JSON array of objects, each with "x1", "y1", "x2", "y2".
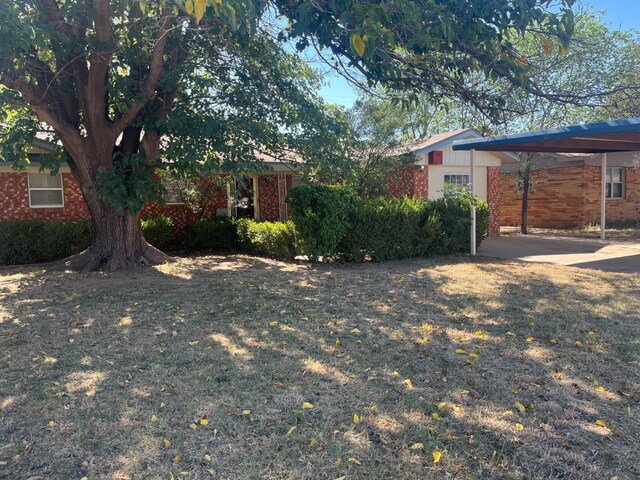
[{"x1": 452, "y1": 117, "x2": 640, "y2": 254}]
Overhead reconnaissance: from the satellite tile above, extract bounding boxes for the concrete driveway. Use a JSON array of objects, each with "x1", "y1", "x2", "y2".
[{"x1": 479, "y1": 235, "x2": 640, "y2": 273}]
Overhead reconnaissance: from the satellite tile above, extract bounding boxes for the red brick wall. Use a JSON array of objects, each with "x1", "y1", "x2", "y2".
[
  {"x1": 0, "y1": 172, "x2": 89, "y2": 222},
  {"x1": 500, "y1": 165, "x2": 640, "y2": 228},
  {"x1": 582, "y1": 166, "x2": 640, "y2": 224},
  {"x1": 1, "y1": 171, "x2": 228, "y2": 236},
  {"x1": 386, "y1": 166, "x2": 428, "y2": 198},
  {"x1": 257, "y1": 174, "x2": 292, "y2": 222},
  {"x1": 487, "y1": 167, "x2": 501, "y2": 237}
]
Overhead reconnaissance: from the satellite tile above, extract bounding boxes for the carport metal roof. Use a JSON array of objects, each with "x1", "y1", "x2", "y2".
[
  {"x1": 451, "y1": 117, "x2": 640, "y2": 154},
  {"x1": 451, "y1": 117, "x2": 640, "y2": 252}
]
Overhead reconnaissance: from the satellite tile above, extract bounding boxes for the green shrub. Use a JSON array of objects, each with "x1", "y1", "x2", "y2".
[
  {"x1": 141, "y1": 215, "x2": 174, "y2": 249},
  {"x1": 428, "y1": 188, "x2": 488, "y2": 253},
  {"x1": 181, "y1": 217, "x2": 238, "y2": 250},
  {"x1": 286, "y1": 184, "x2": 356, "y2": 261},
  {"x1": 0, "y1": 220, "x2": 91, "y2": 265},
  {"x1": 339, "y1": 197, "x2": 441, "y2": 262},
  {"x1": 288, "y1": 184, "x2": 488, "y2": 262},
  {"x1": 236, "y1": 219, "x2": 298, "y2": 261}
]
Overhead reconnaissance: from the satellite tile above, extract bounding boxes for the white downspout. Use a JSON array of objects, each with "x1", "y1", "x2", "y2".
[
  {"x1": 601, "y1": 153, "x2": 607, "y2": 240},
  {"x1": 470, "y1": 149, "x2": 476, "y2": 255}
]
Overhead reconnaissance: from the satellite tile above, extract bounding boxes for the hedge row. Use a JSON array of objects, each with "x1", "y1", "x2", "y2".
[
  {"x1": 287, "y1": 184, "x2": 489, "y2": 261},
  {"x1": 0, "y1": 216, "x2": 296, "y2": 266}
]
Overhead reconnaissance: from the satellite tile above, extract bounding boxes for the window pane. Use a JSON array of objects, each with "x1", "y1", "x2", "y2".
[
  {"x1": 606, "y1": 183, "x2": 611, "y2": 198},
  {"x1": 605, "y1": 168, "x2": 611, "y2": 183},
  {"x1": 28, "y1": 173, "x2": 62, "y2": 189},
  {"x1": 613, "y1": 183, "x2": 623, "y2": 198},
  {"x1": 30, "y1": 189, "x2": 63, "y2": 206},
  {"x1": 612, "y1": 168, "x2": 622, "y2": 183}
]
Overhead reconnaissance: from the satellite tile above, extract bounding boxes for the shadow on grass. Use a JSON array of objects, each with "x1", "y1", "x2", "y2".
[{"x1": 0, "y1": 254, "x2": 639, "y2": 479}]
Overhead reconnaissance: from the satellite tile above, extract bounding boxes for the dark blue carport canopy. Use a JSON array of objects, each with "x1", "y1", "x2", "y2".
[{"x1": 452, "y1": 117, "x2": 640, "y2": 154}]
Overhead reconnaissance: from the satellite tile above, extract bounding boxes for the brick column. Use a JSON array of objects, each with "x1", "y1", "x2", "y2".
[
  {"x1": 487, "y1": 167, "x2": 501, "y2": 237},
  {"x1": 412, "y1": 167, "x2": 428, "y2": 198}
]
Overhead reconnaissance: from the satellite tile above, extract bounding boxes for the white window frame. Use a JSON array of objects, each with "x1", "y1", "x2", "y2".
[
  {"x1": 27, "y1": 172, "x2": 65, "y2": 208},
  {"x1": 606, "y1": 167, "x2": 624, "y2": 200},
  {"x1": 443, "y1": 173, "x2": 471, "y2": 191}
]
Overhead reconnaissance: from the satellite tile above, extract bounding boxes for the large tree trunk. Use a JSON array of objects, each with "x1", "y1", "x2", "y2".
[{"x1": 58, "y1": 151, "x2": 173, "y2": 272}]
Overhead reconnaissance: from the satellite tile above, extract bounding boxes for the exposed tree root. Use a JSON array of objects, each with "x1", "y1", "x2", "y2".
[{"x1": 54, "y1": 243, "x2": 175, "y2": 273}]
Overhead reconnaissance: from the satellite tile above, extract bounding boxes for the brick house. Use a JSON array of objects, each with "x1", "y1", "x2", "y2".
[
  {"x1": 501, "y1": 152, "x2": 640, "y2": 228},
  {"x1": 390, "y1": 129, "x2": 519, "y2": 237},
  {"x1": 0, "y1": 139, "x2": 302, "y2": 234}
]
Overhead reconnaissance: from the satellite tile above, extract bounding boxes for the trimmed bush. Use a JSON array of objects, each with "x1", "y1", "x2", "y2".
[
  {"x1": 0, "y1": 220, "x2": 91, "y2": 265},
  {"x1": 286, "y1": 184, "x2": 356, "y2": 261},
  {"x1": 141, "y1": 215, "x2": 174, "y2": 249},
  {"x1": 181, "y1": 217, "x2": 238, "y2": 250},
  {"x1": 288, "y1": 184, "x2": 489, "y2": 262},
  {"x1": 237, "y1": 219, "x2": 298, "y2": 261}
]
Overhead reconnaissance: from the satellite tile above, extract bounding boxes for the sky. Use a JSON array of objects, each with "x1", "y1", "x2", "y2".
[{"x1": 317, "y1": 1, "x2": 640, "y2": 108}]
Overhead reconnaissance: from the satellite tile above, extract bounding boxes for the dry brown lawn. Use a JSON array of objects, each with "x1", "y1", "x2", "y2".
[{"x1": 1, "y1": 254, "x2": 639, "y2": 480}]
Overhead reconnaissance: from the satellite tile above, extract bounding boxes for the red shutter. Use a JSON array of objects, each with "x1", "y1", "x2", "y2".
[{"x1": 428, "y1": 150, "x2": 443, "y2": 165}]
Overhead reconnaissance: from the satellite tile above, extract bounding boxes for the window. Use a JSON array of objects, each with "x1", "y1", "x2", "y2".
[
  {"x1": 606, "y1": 167, "x2": 624, "y2": 199},
  {"x1": 162, "y1": 178, "x2": 184, "y2": 204},
  {"x1": 28, "y1": 173, "x2": 64, "y2": 207},
  {"x1": 444, "y1": 173, "x2": 470, "y2": 190}
]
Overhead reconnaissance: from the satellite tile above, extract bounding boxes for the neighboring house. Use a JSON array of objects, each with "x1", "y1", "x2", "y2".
[
  {"x1": 0, "y1": 139, "x2": 302, "y2": 233},
  {"x1": 501, "y1": 152, "x2": 640, "y2": 228},
  {"x1": 389, "y1": 129, "x2": 519, "y2": 237}
]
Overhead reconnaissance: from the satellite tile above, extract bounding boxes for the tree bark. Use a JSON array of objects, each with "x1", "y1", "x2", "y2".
[
  {"x1": 57, "y1": 151, "x2": 173, "y2": 272},
  {"x1": 520, "y1": 163, "x2": 531, "y2": 235}
]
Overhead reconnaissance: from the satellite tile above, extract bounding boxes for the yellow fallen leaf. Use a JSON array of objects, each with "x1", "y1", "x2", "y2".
[
  {"x1": 506, "y1": 331, "x2": 516, "y2": 336},
  {"x1": 526, "y1": 337, "x2": 533, "y2": 343},
  {"x1": 514, "y1": 401, "x2": 526, "y2": 414},
  {"x1": 188, "y1": 340, "x2": 199, "y2": 346},
  {"x1": 455, "y1": 349, "x2": 467, "y2": 354},
  {"x1": 469, "y1": 353, "x2": 479, "y2": 359},
  {"x1": 48, "y1": 420, "x2": 55, "y2": 427},
  {"x1": 347, "y1": 457, "x2": 362, "y2": 465},
  {"x1": 549, "y1": 339, "x2": 557, "y2": 344},
  {"x1": 451, "y1": 404, "x2": 461, "y2": 412},
  {"x1": 335, "y1": 340, "x2": 342, "y2": 346},
  {"x1": 286, "y1": 425, "x2": 297, "y2": 437},
  {"x1": 160, "y1": 402, "x2": 166, "y2": 408},
  {"x1": 595, "y1": 419, "x2": 609, "y2": 429},
  {"x1": 163, "y1": 438, "x2": 171, "y2": 449},
  {"x1": 474, "y1": 330, "x2": 483, "y2": 335},
  {"x1": 422, "y1": 337, "x2": 430, "y2": 343},
  {"x1": 335, "y1": 458, "x2": 343, "y2": 466},
  {"x1": 80, "y1": 477, "x2": 88, "y2": 480},
  {"x1": 44, "y1": 356, "x2": 58, "y2": 364},
  {"x1": 431, "y1": 412, "x2": 441, "y2": 421},
  {"x1": 502, "y1": 410, "x2": 514, "y2": 417},
  {"x1": 174, "y1": 454, "x2": 182, "y2": 464},
  {"x1": 351, "y1": 328, "x2": 361, "y2": 334},
  {"x1": 596, "y1": 386, "x2": 605, "y2": 393},
  {"x1": 515, "y1": 423, "x2": 524, "y2": 431},
  {"x1": 200, "y1": 418, "x2": 209, "y2": 425},
  {"x1": 513, "y1": 388, "x2": 522, "y2": 394},
  {"x1": 309, "y1": 437, "x2": 316, "y2": 447},
  {"x1": 203, "y1": 454, "x2": 212, "y2": 462},
  {"x1": 409, "y1": 442, "x2": 424, "y2": 450},
  {"x1": 242, "y1": 410, "x2": 251, "y2": 415},
  {"x1": 353, "y1": 413, "x2": 360, "y2": 424},
  {"x1": 627, "y1": 406, "x2": 632, "y2": 417},
  {"x1": 151, "y1": 415, "x2": 158, "y2": 423},
  {"x1": 432, "y1": 450, "x2": 442, "y2": 463},
  {"x1": 334, "y1": 477, "x2": 346, "y2": 480},
  {"x1": 421, "y1": 325, "x2": 433, "y2": 333},
  {"x1": 575, "y1": 341, "x2": 584, "y2": 347},
  {"x1": 269, "y1": 321, "x2": 278, "y2": 326},
  {"x1": 302, "y1": 402, "x2": 314, "y2": 410},
  {"x1": 403, "y1": 378, "x2": 414, "y2": 389}
]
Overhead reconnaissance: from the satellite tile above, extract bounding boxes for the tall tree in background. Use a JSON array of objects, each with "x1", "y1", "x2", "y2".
[
  {"x1": 348, "y1": 9, "x2": 640, "y2": 232},
  {"x1": 0, "y1": 0, "x2": 577, "y2": 271}
]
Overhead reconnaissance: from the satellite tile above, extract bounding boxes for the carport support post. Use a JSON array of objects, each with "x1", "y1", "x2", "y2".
[
  {"x1": 470, "y1": 148, "x2": 476, "y2": 255},
  {"x1": 601, "y1": 153, "x2": 607, "y2": 240}
]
